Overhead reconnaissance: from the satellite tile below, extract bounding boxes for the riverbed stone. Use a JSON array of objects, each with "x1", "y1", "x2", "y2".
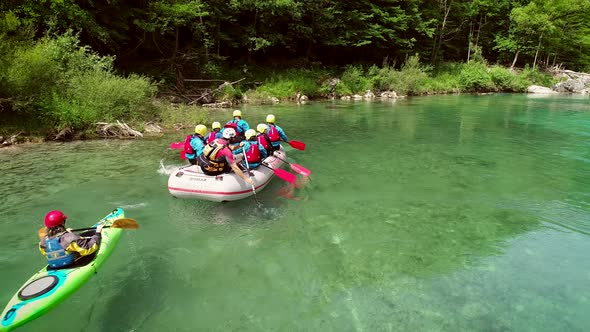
[
  {"x1": 380, "y1": 91, "x2": 398, "y2": 98},
  {"x1": 553, "y1": 79, "x2": 586, "y2": 93},
  {"x1": 526, "y1": 85, "x2": 558, "y2": 94}
]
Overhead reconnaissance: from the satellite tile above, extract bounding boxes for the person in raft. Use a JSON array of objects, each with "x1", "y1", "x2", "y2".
[
  {"x1": 206, "y1": 121, "x2": 223, "y2": 144},
  {"x1": 184, "y1": 124, "x2": 207, "y2": 165},
  {"x1": 198, "y1": 128, "x2": 254, "y2": 185},
  {"x1": 39, "y1": 210, "x2": 104, "y2": 269},
  {"x1": 265, "y1": 114, "x2": 288, "y2": 152},
  {"x1": 256, "y1": 124, "x2": 273, "y2": 156},
  {"x1": 223, "y1": 109, "x2": 250, "y2": 140},
  {"x1": 232, "y1": 129, "x2": 268, "y2": 170}
]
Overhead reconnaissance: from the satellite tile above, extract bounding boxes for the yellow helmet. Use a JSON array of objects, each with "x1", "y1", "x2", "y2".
[
  {"x1": 256, "y1": 123, "x2": 268, "y2": 133},
  {"x1": 233, "y1": 110, "x2": 242, "y2": 117},
  {"x1": 194, "y1": 124, "x2": 207, "y2": 136},
  {"x1": 245, "y1": 129, "x2": 257, "y2": 140},
  {"x1": 266, "y1": 114, "x2": 275, "y2": 123},
  {"x1": 212, "y1": 121, "x2": 221, "y2": 130}
]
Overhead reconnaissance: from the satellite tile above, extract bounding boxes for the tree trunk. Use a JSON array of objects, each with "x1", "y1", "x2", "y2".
[
  {"x1": 533, "y1": 32, "x2": 543, "y2": 70},
  {"x1": 510, "y1": 49, "x2": 520, "y2": 70},
  {"x1": 431, "y1": 0, "x2": 451, "y2": 64},
  {"x1": 467, "y1": 22, "x2": 473, "y2": 62}
]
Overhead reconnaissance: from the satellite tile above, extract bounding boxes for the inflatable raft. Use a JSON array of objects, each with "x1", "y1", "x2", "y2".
[
  {"x1": 168, "y1": 147, "x2": 287, "y2": 202},
  {"x1": 0, "y1": 208, "x2": 125, "y2": 332}
]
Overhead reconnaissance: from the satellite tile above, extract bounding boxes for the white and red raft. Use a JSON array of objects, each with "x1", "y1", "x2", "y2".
[{"x1": 167, "y1": 147, "x2": 287, "y2": 202}]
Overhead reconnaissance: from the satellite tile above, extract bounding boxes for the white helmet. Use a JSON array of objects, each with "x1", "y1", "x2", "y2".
[{"x1": 223, "y1": 128, "x2": 236, "y2": 139}]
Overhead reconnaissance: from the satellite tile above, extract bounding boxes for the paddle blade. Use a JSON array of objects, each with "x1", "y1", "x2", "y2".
[
  {"x1": 111, "y1": 218, "x2": 139, "y2": 229},
  {"x1": 180, "y1": 151, "x2": 187, "y2": 160},
  {"x1": 290, "y1": 163, "x2": 311, "y2": 177},
  {"x1": 38, "y1": 227, "x2": 47, "y2": 240},
  {"x1": 170, "y1": 142, "x2": 184, "y2": 149},
  {"x1": 273, "y1": 168, "x2": 297, "y2": 183},
  {"x1": 289, "y1": 140, "x2": 306, "y2": 151}
]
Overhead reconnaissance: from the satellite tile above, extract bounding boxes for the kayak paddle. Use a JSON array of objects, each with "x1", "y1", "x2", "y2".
[
  {"x1": 272, "y1": 154, "x2": 311, "y2": 176},
  {"x1": 38, "y1": 218, "x2": 139, "y2": 239},
  {"x1": 260, "y1": 164, "x2": 297, "y2": 183},
  {"x1": 243, "y1": 154, "x2": 262, "y2": 207}
]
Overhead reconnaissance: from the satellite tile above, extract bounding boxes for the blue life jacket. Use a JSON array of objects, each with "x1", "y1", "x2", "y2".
[{"x1": 45, "y1": 236, "x2": 75, "y2": 268}]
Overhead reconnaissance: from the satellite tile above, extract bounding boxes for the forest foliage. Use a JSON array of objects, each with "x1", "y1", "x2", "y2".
[{"x1": 0, "y1": 0, "x2": 588, "y2": 133}]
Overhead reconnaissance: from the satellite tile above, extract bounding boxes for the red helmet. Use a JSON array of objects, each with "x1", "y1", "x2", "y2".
[{"x1": 44, "y1": 210, "x2": 67, "y2": 228}]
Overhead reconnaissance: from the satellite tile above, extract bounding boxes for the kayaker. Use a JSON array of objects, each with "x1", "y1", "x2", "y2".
[
  {"x1": 39, "y1": 210, "x2": 104, "y2": 269},
  {"x1": 256, "y1": 123, "x2": 273, "y2": 156},
  {"x1": 223, "y1": 110, "x2": 249, "y2": 140},
  {"x1": 233, "y1": 129, "x2": 267, "y2": 170},
  {"x1": 184, "y1": 124, "x2": 207, "y2": 165},
  {"x1": 265, "y1": 114, "x2": 288, "y2": 152},
  {"x1": 198, "y1": 128, "x2": 254, "y2": 185},
  {"x1": 206, "y1": 121, "x2": 223, "y2": 144}
]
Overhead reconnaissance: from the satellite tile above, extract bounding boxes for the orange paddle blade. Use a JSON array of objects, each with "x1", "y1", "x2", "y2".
[{"x1": 111, "y1": 218, "x2": 139, "y2": 229}]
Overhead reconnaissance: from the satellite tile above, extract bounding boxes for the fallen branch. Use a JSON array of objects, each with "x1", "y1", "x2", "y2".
[
  {"x1": 189, "y1": 77, "x2": 246, "y2": 105},
  {"x1": 96, "y1": 121, "x2": 143, "y2": 138}
]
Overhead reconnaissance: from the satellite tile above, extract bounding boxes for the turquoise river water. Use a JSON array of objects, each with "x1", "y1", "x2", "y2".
[{"x1": 1, "y1": 94, "x2": 590, "y2": 331}]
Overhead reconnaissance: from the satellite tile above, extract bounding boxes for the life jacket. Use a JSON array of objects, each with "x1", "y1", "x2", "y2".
[
  {"x1": 206, "y1": 131, "x2": 217, "y2": 144},
  {"x1": 257, "y1": 133, "x2": 272, "y2": 154},
  {"x1": 184, "y1": 134, "x2": 197, "y2": 154},
  {"x1": 268, "y1": 124, "x2": 280, "y2": 142},
  {"x1": 199, "y1": 139, "x2": 230, "y2": 175},
  {"x1": 245, "y1": 142, "x2": 262, "y2": 164},
  {"x1": 45, "y1": 235, "x2": 76, "y2": 268},
  {"x1": 224, "y1": 120, "x2": 239, "y2": 133}
]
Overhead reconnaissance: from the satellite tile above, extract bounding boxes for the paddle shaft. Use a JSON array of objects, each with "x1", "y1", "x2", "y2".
[
  {"x1": 242, "y1": 152, "x2": 260, "y2": 204},
  {"x1": 71, "y1": 225, "x2": 114, "y2": 232}
]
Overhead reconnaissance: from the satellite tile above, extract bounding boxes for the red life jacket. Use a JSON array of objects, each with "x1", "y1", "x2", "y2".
[
  {"x1": 245, "y1": 142, "x2": 261, "y2": 163},
  {"x1": 206, "y1": 131, "x2": 217, "y2": 144},
  {"x1": 184, "y1": 134, "x2": 196, "y2": 154},
  {"x1": 257, "y1": 133, "x2": 271, "y2": 150},
  {"x1": 224, "y1": 120, "x2": 238, "y2": 132},
  {"x1": 268, "y1": 125, "x2": 280, "y2": 142}
]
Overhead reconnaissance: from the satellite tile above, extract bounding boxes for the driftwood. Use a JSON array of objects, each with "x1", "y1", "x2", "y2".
[
  {"x1": 1, "y1": 132, "x2": 22, "y2": 147},
  {"x1": 96, "y1": 121, "x2": 143, "y2": 138},
  {"x1": 188, "y1": 77, "x2": 245, "y2": 105},
  {"x1": 202, "y1": 101, "x2": 232, "y2": 108}
]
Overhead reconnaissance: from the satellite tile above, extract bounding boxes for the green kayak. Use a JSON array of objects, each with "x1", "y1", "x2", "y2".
[{"x1": 0, "y1": 208, "x2": 125, "y2": 331}]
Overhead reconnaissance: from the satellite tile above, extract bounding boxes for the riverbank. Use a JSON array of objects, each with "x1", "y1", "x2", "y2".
[{"x1": 2, "y1": 59, "x2": 588, "y2": 148}]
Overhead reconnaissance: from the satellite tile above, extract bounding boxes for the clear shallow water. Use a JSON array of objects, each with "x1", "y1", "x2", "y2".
[{"x1": 1, "y1": 94, "x2": 589, "y2": 331}]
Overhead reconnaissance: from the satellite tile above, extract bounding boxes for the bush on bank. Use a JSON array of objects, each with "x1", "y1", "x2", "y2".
[
  {"x1": 1, "y1": 32, "x2": 158, "y2": 134},
  {"x1": 249, "y1": 56, "x2": 558, "y2": 99},
  {"x1": 0, "y1": 33, "x2": 561, "y2": 137}
]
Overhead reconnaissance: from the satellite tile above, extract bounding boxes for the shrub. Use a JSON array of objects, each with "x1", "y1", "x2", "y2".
[
  {"x1": 337, "y1": 65, "x2": 371, "y2": 95},
  {"x1": 489, "y1": 66, "x2": 515, "y2": 91},
  {"x1": 255, "y1": 68, "x2": 323, "y2": 99},
  {"x1": 458, "y1": 62, "x2": 495, "y2": 91},
  {"x1": 39, "y1": 71, "x2": 157, "y2": 129}
]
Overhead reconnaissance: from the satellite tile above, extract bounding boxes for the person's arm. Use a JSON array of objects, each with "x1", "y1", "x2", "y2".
[
  {"x1": 39, "y1": 240, "x2": 46, "y2": 255},
  {"x1": 258, "y1": 143, "x2": 268, "y2": 159},
  {"x1": 192, "y1": 138, "x2": 205, "y2": 155},
  {"x1": 230, "y1": 162, "x2": 253, "y2": 185},
  {"x1": 240, "y1": 120, "x2": 250, "y2": 133},
  {"x1": 278, "y1": 126, "x2": 288, "y2": 142},
  {"x1": 63, "y1": 225, "x2": 104, "y2": 257},
  {"x1": 222, "y1": 149, "x2": 252, "y2": 185},
  {"x1": 233, "y1": 141, "x2": 246, "y2": 155}
]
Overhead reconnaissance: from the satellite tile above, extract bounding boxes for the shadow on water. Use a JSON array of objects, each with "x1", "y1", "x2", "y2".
[{"x1": 96, "y1": 252, "x2": 171, "y2": 331}]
